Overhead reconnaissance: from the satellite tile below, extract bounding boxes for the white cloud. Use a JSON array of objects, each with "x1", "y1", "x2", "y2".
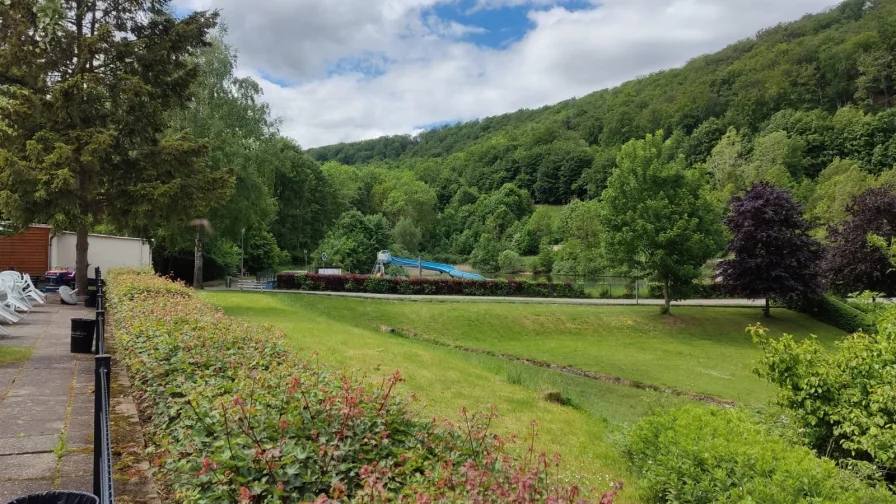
[{"x1": 178, "y1": 0, "x2": 842, "y2": 148}]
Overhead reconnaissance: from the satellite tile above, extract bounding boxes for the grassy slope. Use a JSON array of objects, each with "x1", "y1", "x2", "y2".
[
  {"x1": 205, "y1": 292, "x2": 698, "y2": 500},
  {"x1": 205, "y1": 293, "x2": 844, "y2": 500},
  {"x1": 0, "y1": 345, "x2": 30, "y2": 365},
  {"x1": 259, "y1": 295, "x2": 843, "y2": 405}
]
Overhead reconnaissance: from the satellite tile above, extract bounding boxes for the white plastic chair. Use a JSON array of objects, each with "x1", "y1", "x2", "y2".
[
  {"x1": 0, "y1": 303, "x2": 20, "y2": 324},
  {"x1": 8, "y1": 272, "x2": 46, "y2": 304},
  {"x1": 0, "y1": 277, "x2": 32, "y2": 313},
  {"x1": 23, "y1": 274, "x2": 46, "y2": 303},
  {"x1": 0, "y1": 272, "x2": 40, "y2": 305}
]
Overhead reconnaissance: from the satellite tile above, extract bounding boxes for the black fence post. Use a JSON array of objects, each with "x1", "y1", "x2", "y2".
[
  {"x1": 91, "y1": 265, "x2": 113, "y2": 503},
  {"x1": 93, "y1": 354, "x2": 111, "y2": 502},
  {"x1": 94, "y1": 267, "x2": 105, "y2": 355}
]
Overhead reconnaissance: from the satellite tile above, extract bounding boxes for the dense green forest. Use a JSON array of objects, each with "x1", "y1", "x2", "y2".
[{"x1": 149, "y1": 0, "x2": 896, "y2": 298}]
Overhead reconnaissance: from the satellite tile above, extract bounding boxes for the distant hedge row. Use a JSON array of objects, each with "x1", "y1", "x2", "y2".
[
  {"x1": 276, "y1": 273, "x2": 587, "y2": 298},
  {"x1": 797, "y1": 295, "x2": 877, "y2": 333}
]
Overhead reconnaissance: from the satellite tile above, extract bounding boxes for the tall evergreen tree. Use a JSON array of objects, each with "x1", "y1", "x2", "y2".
[
  {"x1": 0, "y1": 0, "x2": 223, "y2": 294},
  {"x1": 717, "y1": 182, "x2": 823, "y2": 317}
]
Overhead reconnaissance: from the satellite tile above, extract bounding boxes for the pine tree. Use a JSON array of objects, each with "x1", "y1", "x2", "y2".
[{"x1": 0, "y1": 0, "x2": 228, "y2": 294}]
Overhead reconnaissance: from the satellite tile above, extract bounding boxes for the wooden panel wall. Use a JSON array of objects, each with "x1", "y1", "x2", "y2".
[{"x1": 0, "y1": 227, "x2": 50, "y2": 276}]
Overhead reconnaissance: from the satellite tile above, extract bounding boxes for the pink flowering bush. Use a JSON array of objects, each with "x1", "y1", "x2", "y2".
[{"x1": 108, "y1": 269, "x2": 619, "y2": 503}]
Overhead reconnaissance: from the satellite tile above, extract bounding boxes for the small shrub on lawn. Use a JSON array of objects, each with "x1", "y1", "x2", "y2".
[
  {"x1": 108, "y1": 269, "x2": 616, "y2": 503},
  {"x1": 626, "y1": 405, "x2": 894, "y2": 503},
  {"x1": 277, "y1": 273, "x2": 587, "y2": 298}
]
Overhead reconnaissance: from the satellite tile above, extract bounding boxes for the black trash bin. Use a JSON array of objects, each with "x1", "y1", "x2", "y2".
[
  {"x1": 5, "y1": 491, "x2": 98, "y2": 504},
  {"x1": 84, "y1": 289, "x2": 98, "y2": 308},
  {"x1": 70, "y1": 318, "x2": 96, "y2": 354}
]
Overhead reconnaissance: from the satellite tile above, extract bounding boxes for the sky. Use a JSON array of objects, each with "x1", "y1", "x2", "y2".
[{"x1": 171, "y1": 0, "x2": 843, "y2": 148}]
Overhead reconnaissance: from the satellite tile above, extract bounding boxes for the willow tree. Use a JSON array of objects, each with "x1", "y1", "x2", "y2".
[{"x1": 0, "y1": 0, "x2": 225, "y2": 294}]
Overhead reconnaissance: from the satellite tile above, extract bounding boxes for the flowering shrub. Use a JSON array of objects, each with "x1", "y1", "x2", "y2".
[
  {"x1": 277, "y1": 273, "x2": 587, "y2": 298},
  {"x1": 108, "y1": 269, "x2": 617, "y2": 503}
]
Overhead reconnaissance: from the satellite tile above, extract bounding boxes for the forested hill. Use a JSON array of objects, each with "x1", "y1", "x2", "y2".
[{"x1": 308, "y1": 0, "x2": 896, "y2": 204}]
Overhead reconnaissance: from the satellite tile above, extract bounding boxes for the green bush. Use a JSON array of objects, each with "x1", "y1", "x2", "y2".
[
  {"x1": 798, "y1": 294, "x2": 875, "y2": 333},
  {"x1": 498, "y1": 249, "x2": 523, "y2": 273},
  {"x1": 626, "y1": 405, "x2": 893, "y2": 504},
  {"x1": 470, "y1": 233, "x2": 502, "y2": 272},
  {"x1": 752, "y1": 316, "x2": 896, "y2": 485},
  {"x1": 108, "y1": 269, "x2": 612, "y2": 503}
]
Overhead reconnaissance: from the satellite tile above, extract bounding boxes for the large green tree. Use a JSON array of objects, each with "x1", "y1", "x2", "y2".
[
  {"x1": 161, "y1": 33, "x2": 279, "y2": 287},
  {"x1": 270, "y1": 139, "x2": 339, "y2": 263},
  {"x1": 601, "y1": 132, "x2": 724, "y2": 314},
  {"x1": 0, "y1": 0, "x2": 221, "y2": 294},
  {"x1": 313, "y1": 211, "x2": 390, "y2": 273}
]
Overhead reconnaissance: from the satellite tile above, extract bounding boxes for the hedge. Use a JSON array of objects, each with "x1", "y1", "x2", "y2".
[
  {"x1": 626, "y1": 406, "x2": 894, "y2": 503},
  {"x1": 107, "y1": 269, "x2": 617, "y2": 503},
  {"x1": 798, "y1": 295, "x2": 876, "y2": 334},
  {"x1": 277, "y1": 272, "x2": 587, "y2": 298}
]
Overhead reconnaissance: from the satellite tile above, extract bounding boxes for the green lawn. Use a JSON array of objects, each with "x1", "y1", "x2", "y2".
[
  {"x1": 244, "y1": 295, "x2": 842, "y2": 405},
  {"x1": 204, "y1": 292, "x2": 844, "y2": 500},
  {"x1": 205, "y1": 292, "x2": 699, "y2": 500},
  {"x1": 0, "y1": 345, "x2": 31, "y2": 365}
]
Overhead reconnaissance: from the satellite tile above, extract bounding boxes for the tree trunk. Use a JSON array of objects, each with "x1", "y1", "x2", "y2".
[
  {"x1": 662, "y1": 280, "x2": 671, "y2": 315},
  {"x1": 764, "y1": 297, "x2": 771, "y2": 318},
  {"x1": 75, "y1": 221, "x2": 89, "y2": 298},
  {"x1": 193, "y1": 227, "x2": 204, "y2": 289}
]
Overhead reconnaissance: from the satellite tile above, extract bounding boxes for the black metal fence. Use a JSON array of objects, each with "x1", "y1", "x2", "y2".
[{"x1": 92, "y1": 267, "x2": 114, "y2": 504}]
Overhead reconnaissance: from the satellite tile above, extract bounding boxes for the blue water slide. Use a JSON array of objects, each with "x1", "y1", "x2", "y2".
[{"x1": 383, "y1": 252, "x2": 487, "y2": 280}]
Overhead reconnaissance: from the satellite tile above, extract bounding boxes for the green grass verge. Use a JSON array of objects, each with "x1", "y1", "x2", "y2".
[
  {"x1": 249, "y1": 295, "x2": 843, "y2": 406},
  {"x1": 0, "y1": 345, "x2": 31, "y2": 365},
  {"x1": 205, "y1": 292, "x2": 699, "y2": 501}
]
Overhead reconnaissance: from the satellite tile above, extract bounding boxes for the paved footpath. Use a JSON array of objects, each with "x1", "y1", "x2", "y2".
[{"x1": 0, "y1": 301, "x2": 96, "y2": 501}]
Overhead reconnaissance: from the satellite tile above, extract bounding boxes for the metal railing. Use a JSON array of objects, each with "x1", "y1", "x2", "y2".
[{"x1": 92, "y1": 267, "x2": 114, "y2": 504}]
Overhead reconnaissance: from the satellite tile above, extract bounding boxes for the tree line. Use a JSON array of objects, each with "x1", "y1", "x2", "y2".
[{"x1": 2, "y1": 0, "x2": 895, "y2": 305}]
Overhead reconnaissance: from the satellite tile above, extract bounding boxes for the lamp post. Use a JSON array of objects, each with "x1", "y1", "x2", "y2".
[{"x1": 240, "y1": 228, "x2": 245, "y2": 278}]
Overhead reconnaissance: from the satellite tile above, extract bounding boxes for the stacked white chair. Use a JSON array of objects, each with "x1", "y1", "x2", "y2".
[{"x1": 0, "y1": 271, "x2": 45, "y2": 337}]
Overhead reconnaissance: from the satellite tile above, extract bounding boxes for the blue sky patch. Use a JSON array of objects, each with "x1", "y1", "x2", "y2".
[
  {"x1": 258, "y1": 71, "x2": 295, "y2": 87},
  {"x1": 325, "y1": 53, "x2": 392, "y2": 79},
  {"x1": 171, "y1": 5, "x2": 194, "y2": 19},
  {"x1": 431, "y1": 0, "x2": 594, "y2": 49}
]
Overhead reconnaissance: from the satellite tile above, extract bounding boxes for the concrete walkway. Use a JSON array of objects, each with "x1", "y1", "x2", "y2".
[
  {"x1": 251, "y1": 289, "x2": 767, "y2": 307},
  {"x1": 0, "y1": 301, "x2": 96, "y2": 501}
]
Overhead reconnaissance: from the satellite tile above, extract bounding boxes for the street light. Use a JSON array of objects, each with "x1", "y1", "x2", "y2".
[{"x1": 241, "y1": 228, "x2": 246, "y2": 277}]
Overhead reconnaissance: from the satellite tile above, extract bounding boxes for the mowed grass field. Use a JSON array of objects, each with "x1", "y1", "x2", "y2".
[
  {"x1": 224, "y1": 294, "x2": 843, "y2": 405},
  {"x1": 204, "y1": 292, "x2": 844, "y2": 500}
]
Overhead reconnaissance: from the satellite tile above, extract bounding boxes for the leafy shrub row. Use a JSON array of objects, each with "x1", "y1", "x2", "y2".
[
  {"x1": 797, "y1": 294, "x2": 876, "y2": 333},
  {"x1": 752, "y1": 320, "x2": 896, "y2": 489},
  {"x1": 277, "y1": 273, "x2": 587, "y2": 298},
  {"x1": 108, "y1": 269, "x2": 615, "y2": 503},
  {"x1": 626, "y1": 406, "x2": 894, "y2": 503}
]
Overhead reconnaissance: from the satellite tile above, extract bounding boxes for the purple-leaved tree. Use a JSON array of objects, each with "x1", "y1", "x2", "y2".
[
  {"x1": 822, "y1": 187, "x2": 896, "y2": 296},
  {"x1": 717, "y1": 182, "x2": 823, "y2": 317}
]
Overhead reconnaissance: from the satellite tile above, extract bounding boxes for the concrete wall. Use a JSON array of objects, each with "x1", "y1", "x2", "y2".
[{"x1": 50, "y1": 232, "x2": 152, "y2": 278}]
